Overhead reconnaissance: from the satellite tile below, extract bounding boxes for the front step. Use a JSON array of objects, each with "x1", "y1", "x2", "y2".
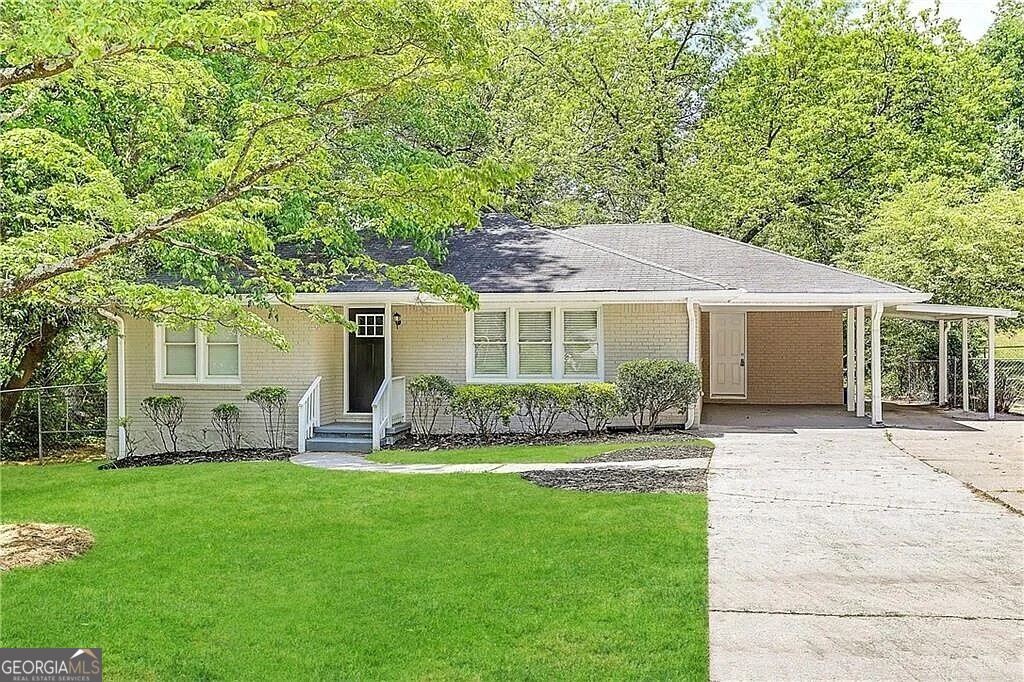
[{"x1": 304, "y1": 420, "x2": 412, "y2": 452}]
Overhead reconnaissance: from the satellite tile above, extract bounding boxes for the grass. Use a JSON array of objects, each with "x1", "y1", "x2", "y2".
[
  {"x1": 371, "y1": 438, "x2": 716, "y2": 465},
  {"x1": 0, "y1": 461, "x2": 708, "y2": 680}
]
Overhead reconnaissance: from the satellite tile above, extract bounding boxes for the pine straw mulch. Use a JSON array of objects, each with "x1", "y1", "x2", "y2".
[{"x1": 0, "y1": 523, "x2": 95, "y2": 570}]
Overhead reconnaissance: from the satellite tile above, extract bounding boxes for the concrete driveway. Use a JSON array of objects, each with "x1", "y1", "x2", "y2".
[{"x1": 704, "y1": 405, "x2": 1024, "y2": 681}]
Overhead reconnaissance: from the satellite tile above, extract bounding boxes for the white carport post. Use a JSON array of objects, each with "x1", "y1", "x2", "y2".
[
  {"x1": 856, "y1": 306, "x2": 866, "y2": 417},
  {"x1": 870, "y1": 302, "x2": 884, "y2": 426},
  {"x1": 988, "y1": 315, "x2": 996, "y2": 420},
  {"x1": 961, "y1": 318, "x2": 970, "y2": 412},
  {"x1": 846, "y1": 308, "x2": 855, "y2": 411},
  {"x1": 937, "y1": 320, "x2": 948, "y2": 407}
]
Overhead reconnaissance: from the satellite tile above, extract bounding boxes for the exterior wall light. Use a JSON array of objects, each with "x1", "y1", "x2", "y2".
[{"x1": 392, "y1": 311, "x2": 402, "y2": 328}]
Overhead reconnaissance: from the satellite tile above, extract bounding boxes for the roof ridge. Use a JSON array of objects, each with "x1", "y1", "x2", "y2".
[
  {"x1": 539, "y1": 226, "x2": 733, "y2": 290},
  {"x1": 575, "y1": 222, "x2": 919, "y2": 295}
]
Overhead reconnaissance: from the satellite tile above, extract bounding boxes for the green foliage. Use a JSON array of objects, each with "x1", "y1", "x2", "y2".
[
  {"x1": 449, "y1": 384, "x2": 517, "y2": 436},
  {"x1": 140, "y1": 394, "x2": 184, "y2": 453},
  {"x1": 211, "y1": 403, "x2": 241, "y2": 451},
  {"x1": 407, "y1": 374, "x2": 455, "y2": 437},
  {"x1": 563, "y1": 382, "x2": 623, "y2": 435},
  {"x1": 245, "y1": 386, "x2": 287, "y2": 448},
  {"x1": 616, "y1": 360, "x2": 700, "y2": 432},
  {"x1": 846, "y1": 179, "x2": 1024, "y2": 322},
  {"x1": 508, "y1": 384, "x2": 568, "y2": 436}
]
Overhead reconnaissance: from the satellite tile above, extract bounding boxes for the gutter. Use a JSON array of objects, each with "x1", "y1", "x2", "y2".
[{"x1": 97, "y1": 308, "x2": 126, "y2": 459}]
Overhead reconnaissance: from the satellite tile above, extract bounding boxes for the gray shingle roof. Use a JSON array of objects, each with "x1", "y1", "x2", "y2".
[
  {"x1": 338, "y1": 213, "x2": 726, "y2": 293},
  {"x1": 561, "y1": 223, "x2": 917, "y2": 295}
]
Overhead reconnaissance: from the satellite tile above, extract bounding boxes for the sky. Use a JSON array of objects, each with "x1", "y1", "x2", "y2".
[{"x1": 751, "y1": 0, "x2": 1001, "y2": 41}]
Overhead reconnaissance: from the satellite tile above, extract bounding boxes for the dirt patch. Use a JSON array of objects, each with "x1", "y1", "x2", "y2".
[
  {"x1": 98, "y1": 448, "x2": 294, "y2": 469},
  {"x1": 577, "y1": 443, "x2": 712, "y2": 463},
  {"x1": 393, "y1": 428, "x2": 701, "y2": 451},
  {"x1": 1, "y1": 523, "x2": 94, "y2": 570},
  {"x1": 522, "y1": 467, "x2": 707, "y2": 494}
]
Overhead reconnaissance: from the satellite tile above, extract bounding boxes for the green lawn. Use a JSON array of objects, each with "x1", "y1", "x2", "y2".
[
  {"x1": 371, "y1": 439, "x2": 715, "y2": 464},
  {"x1": 0, "y1": 461, "x2": 708, "y2": 680}
]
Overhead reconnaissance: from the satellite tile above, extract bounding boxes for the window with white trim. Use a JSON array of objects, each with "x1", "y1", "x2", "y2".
[
  {"x1": 472, "y1": 311, "x2": 508, "y2": 376},
  {"x1": 518, "y1": 310, "x2": 553, "y2": 376},
  {"x1": 468, "y1": 307, "x2": 601, "y2": 381},
  {"x1": 355, "y1": 313, "x2": 385, "y2": 337},
  {"x1": 562, "y1": 310, "x2": 599, "y2": 377},
  {"x1": 157, "y1": 326, "x2": 240, "y2": 383}
]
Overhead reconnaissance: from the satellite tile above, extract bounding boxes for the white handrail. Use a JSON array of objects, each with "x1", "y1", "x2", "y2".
[
  {"x1": 371, "y1": 376, "x2": 406, "y2": 451},
  {"x1": 297, "y1": 376, "x2": 322, "y2": 453}
]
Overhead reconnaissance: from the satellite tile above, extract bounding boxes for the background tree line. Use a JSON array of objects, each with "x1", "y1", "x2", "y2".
[{"x1": 2, "y1": 0, "x2": 1022, "y2": 452}]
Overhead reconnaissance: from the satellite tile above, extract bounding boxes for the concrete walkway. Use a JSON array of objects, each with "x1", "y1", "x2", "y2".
[
  {"x1": 291, "y1": 452, "x2": 709, "y2": 474},
  {"x1": 706, "y1": 408, "x2": 1024, "y2": 681}
]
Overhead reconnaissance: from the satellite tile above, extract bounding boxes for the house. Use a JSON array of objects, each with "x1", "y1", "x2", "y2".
[{"x1": 104, "y1": 213, "x2": 1017, "y2": 456}]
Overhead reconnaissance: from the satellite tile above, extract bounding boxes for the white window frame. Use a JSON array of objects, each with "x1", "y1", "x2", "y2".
[
  {"x1": 155, "y1": 326, "x2": 241, "y2": 385},
  {"x1": 466, "y1": 305, "x2": 603, "y2": 383}
]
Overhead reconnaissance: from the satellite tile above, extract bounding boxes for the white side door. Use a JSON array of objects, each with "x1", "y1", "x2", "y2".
[{"x1": 710, "y1": 312, "x2": 746, "y2": 398}]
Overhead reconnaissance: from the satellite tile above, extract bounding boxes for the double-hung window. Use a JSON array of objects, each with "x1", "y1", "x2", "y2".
[
  {"x1": 468, "y1": 307, "x2": 601, "y2": 381},
  {"x1": 472, "y1": 311, "x2": 509, "y2": 377},
  {"x1": 517, "y1": 311, "x2": 553, "y2": 376},
  {"x1": 158, "y1": 326, "x2": 240, "y2": 383}
]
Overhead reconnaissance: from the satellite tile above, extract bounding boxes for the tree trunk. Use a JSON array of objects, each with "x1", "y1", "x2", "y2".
[{"x1": 0, "y1": 321, "x2": 61, "y2": 423}]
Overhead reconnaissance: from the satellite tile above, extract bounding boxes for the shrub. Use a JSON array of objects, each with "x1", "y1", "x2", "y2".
[
  {"x1": 211, "y1": 403, "x2": 242, "y2": 451},
  {"x1": 615, "y1": 359, "x2": 701, "y2": 432},
  {"x1": 408, "y1": 374, "x2": 455, "y2": 436},
  {"x1": 245, "y1": 386, "x2": 288, "y2": 448},
  {"x1": 563, "y1": 383, "x2": 623, "y2": 434},
  {"x1": 117, "y1": 415, "x2": 139, "y2": 458},
  {"x1": 510, "y1": 384, "x2": 567, "y2": 436},
  {"x1": 140, "y1": 395, "x2": 185, "y2": 453},
  {"x1": 450, "y1": 384, "x2": 517, "y2": 437}
]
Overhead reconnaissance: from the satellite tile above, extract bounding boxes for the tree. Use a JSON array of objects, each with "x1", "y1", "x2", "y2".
[
  {"x1": 981, "y1": 0, "x2": 1024, "y2": 188},
  {"x1": 1, "y1": 1, "x2": 517, "y2": 418},
  {"x1": 490, "y1": 0, "x2": 750, "y2": 224},
  {"x1": 845, "y1": 178, "x2": 1024, "y2": 317},
  {"x1": 672, "y1": 0, "x2": 1007, "y2": 262}
]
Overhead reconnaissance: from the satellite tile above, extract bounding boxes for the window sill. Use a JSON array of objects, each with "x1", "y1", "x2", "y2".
[
  {"x1": 466, "y1": 376, "x2": 603, "y2": 384},
  {"x1": 154, "y1": 380, "x2": 243, "y2": 391}
]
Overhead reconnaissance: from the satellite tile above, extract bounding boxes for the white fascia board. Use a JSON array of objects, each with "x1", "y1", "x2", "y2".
[
  {"x1": 892, "y1": 303, "x2": 1019, "y2": 320},
  {"x1": 715, "y1": 292, "x2": 932, "y2": 307},
  {"x1": 283, "y1": 289, "x2": 745, "y2": 306}
]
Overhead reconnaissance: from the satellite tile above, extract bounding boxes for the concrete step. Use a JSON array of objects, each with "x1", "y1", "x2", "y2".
[
  {"x1": 304, "y1": 436, "x2": 372, "y2": 453},
  {"x1": 314, "y1": 422, "x2": 372, "y2": 437}
]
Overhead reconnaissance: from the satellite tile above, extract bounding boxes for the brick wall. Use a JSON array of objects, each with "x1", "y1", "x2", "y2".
[
  {"x1": 603, "y1": 303, "x2": 689, "y2": 381},
  {"x1": 700, "y1": 310, "x2": 844, "y2": 405},
  {"x1": 107, "y1": 307, "x2": 343, "y2": 456}
]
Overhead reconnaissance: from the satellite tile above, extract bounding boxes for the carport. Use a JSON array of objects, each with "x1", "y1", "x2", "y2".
[{"x1": 844, "y1": 303, "x2": 1019, "y2": 424}]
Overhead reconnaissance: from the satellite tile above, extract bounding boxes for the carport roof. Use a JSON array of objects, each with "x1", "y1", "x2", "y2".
[{"x1": 891, "y1": 304, "x2": 1019, "y2": 321}]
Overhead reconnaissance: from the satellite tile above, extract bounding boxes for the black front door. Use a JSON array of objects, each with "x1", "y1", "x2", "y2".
[{"x1": 348, "y1": 308, "x2": 386, "y2": 413}]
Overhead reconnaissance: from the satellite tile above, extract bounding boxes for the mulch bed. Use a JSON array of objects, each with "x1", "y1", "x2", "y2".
[
  {"x1": 521, "y1": 467, "x2": 707, "y2": 494},
  {"x1": 0, "y1": 523, "x2": 95, "y2": 570},
  {"x1": 577, "y1": 443, "x2": 712, "y2": 463},
  {"x1": 98, "y1": 448, "x2": 295, "y2": 469},
  {"x1": 392, "y1": 427, "x2": 700, "y2": 451}
]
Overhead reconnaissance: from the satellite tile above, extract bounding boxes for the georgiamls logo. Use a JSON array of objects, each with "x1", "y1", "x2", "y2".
[{"x1": 1, "y1": 647, "x2": 102, "y2": 681}]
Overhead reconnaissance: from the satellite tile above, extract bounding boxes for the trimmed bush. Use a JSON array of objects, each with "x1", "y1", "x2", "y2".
[
  {"x1": 450, "y1": 385, "x2": 517, "y2": 437},
  {"x1": 616, "y1": 359, "x2": 700, "y2": 432},
  {"x1": 408, "y1": 374, "x2": 455, "y2": 436},
  {"x1": 245, "y1": 386, "x2": 288, "y2": 448},
  {"x1": 510, "y1": 384, "x2": 568, "y2": 436},
  {"x1": 563, "y1": 383, "x2": 622, "y2": 434},
  {"x1": 211, "y1": 403, "x2": 242, "y2": 451},
  {"x1": 140, "y1": 395, "x2": 184, "y2": 453}
]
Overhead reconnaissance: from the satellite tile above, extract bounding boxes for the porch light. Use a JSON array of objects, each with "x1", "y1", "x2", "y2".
[{"x1": 392, "y1": 311, "x2": 402, "y2": 328}]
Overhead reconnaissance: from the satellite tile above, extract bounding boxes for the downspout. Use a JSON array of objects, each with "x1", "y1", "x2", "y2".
[
  {"x1": 97, "y1": 308, "x2": 126, "y2": 458},
  {"x1": 685, "y1": 299, "x2": 700, "y2": 429}
]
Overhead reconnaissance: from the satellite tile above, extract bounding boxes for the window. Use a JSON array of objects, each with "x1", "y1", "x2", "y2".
[
  {"x1": 563, "y1": 310, "x2": 599, "y2": 376},
  {"x1": 468, "y1": 307, "x2": 601, "y2": 381},
  {"x1": 518, "y1": 310, "x2": 553, "y2": 376},
  {"x1": 157, "y1": 326, "x2": 240, "y2": 383},
  {"x1": 473, "y1": 311, "x2": 508, "y2": 376},
  {"x1": 355, "y1": 313, "x2": 385, "y2": 338}
]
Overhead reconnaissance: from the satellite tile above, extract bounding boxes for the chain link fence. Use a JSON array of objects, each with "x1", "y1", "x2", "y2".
[
  {"x1": 882, "y1": 357, "x2": 1024, "y2": 413},
  {"x1": 0, "y1": 383, "x2": 107, "y2": 462}
]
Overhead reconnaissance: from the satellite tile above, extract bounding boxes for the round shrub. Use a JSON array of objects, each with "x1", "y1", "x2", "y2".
[{"x1": 615, "y1": 359, "x2": 700, "y2": 432}]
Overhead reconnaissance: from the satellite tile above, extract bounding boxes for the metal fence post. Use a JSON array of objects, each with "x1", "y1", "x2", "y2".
[{"x1": 37, "y1": 388, "x2": 43, "y2": 465}]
